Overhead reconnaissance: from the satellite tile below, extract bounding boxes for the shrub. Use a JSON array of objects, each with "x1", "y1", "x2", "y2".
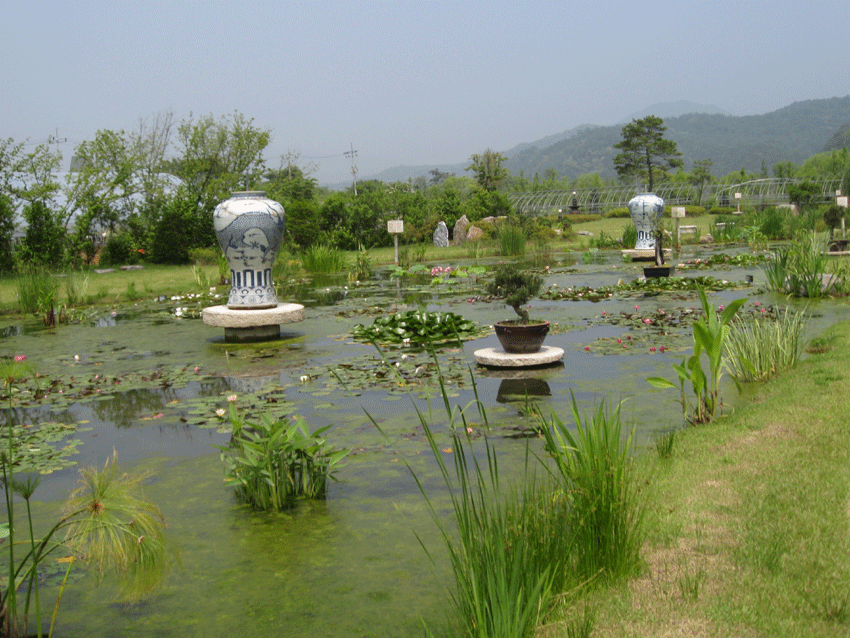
[
  {"x1": 100, "y1": 233, "x2": 139, "y2": 266},
  {"x1": 604, "y1": 207, "x2": 631, "y2": 219},
  {"x1": 188, "y1": 247, "x2": 220, "y2": 266},
  {"x1": 707, "y1": 206, "x2": 737, "y2": 215}
]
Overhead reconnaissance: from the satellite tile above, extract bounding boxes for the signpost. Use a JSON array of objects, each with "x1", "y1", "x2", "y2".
[
  {"x1": 387, "y1": 219, "x2": 404, "y2": 265},
  {"x1": 672, "y1": 206, "x2": 685, "y2": 248}
]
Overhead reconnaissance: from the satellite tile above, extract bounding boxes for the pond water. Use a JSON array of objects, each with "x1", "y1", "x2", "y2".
[{"x1": 1, "y1": 247, "x2": 842, "y2": 637}]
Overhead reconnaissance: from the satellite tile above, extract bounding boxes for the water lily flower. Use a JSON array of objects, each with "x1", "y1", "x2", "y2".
[
  {"x1": 111, "y1": 311, "x2": 117, "y2": 317},
  {"x1": 584, "y1": 346, "x2": 590, "y2": 351},
  {"x1": 660, "y1": 346, "x2": 666, "y2": 352},
  {"x1": 401, "y1": 354, "x2": 408, "y2": 360},
  {"x1": 215, "y1": 408, "x2": 226, "y2": 418},
  {"x1": 300, "y1": 375, "x2": 309, "y2": 383},
  {"x1": 13, "y1": 354, "x2": 26, "y2": 363},
  {"x1": 227, "y1": 394, "x2": 237, "y2": 402},
  {"x1": 643, "y1": 318, "x2": 651, "y2": 324},
  {"x1": 718, "y1": 305, "x2": 725, "y2": 311},
  {"x1": 601, "y1": 310, "x2": 606, "y2": 315},
  {"x1": 616, "y1": 338, "x2": 622, "y2": 343},
  {"x1": 634, "y1": 305, "x2": 639, "y2": 311},
  {"x1": 754, "y1": 301, "x2": 760, "y2": 306},
  {"x1": 194, "y1": 366, "x2": 200, "y2": 372}
]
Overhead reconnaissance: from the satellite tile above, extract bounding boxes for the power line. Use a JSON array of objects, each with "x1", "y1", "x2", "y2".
[{"x1": 344, "y1": 142, "x2": 358, "y2": 195}]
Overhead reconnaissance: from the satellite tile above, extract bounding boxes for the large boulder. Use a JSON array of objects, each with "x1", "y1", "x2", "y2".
[
  {"x1": 452, "y1": 215, "x2": 470, "y2": 245},
  {"x1": 466, "y1": 226, "x2": 484, "y2": 242},
  {"x1": 433, "y1": 221, "x2": 449, "y2": 247}
]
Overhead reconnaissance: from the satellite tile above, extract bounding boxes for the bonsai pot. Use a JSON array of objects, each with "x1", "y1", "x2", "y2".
[
  {"x1": 643, "y1": 265, "x2": 672, "y2": 278},
  {"x1": 494, "y1": 320, "x2": 550, "y2": 354}
]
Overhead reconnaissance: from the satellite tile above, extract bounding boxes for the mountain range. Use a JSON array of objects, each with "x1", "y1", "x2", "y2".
[{"x1": 356, "y1": 96, "x2": 850, "y2": 186}]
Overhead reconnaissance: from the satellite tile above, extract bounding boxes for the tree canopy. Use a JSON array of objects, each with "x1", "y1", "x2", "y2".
[{"x1": 613, "y1": 115, "x2": 683, "y2": 192}]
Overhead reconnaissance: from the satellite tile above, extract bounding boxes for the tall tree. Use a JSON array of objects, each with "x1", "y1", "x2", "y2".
[
  {"x1": 466, "y1": 149, "x2": 509, "y2": 192},
  {"x1": 687, "y1": 159, "x2": 714, "y2": 205},
  {"x1": 613, "y1": 115, "x2": 682, "y2": 192}
]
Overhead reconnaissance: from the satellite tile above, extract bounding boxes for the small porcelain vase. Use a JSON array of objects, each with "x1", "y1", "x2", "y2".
[
  {"x1": 627, "y1": 193, "x2": 664, "y2": 250},
  {"x1": 213, "y1": 191, "x2": 286, "y2": 309}
]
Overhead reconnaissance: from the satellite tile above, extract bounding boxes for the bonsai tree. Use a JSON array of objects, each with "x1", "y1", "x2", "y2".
[{"x1": 485, "y1": 263, "x2": 543, "y2": 324}]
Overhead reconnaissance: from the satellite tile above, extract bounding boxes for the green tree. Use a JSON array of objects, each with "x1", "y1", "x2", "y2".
[
  {"x1": 773, "y1": 161, "x2": 797, "y2": 179},
  {"x1": 168, "y1": 111, "x2": 271, "y2": 216},
  {"x1": 19, "y1": 201, "x2": 65, "y2": 266},
  {"x1": 787, "y1": 180, "x2": 822, "y2": 209},
  {"x1": 688, "y1": 159, "x2": 714, "y2": 205},
  {"x1": 467, "y1": 149, "x2": 509, "y2": 192},
  {"x1": 613, "y1": 115, "x2": 683, "y2": 192},
  {"x1": 0, "y1": 195, "x2": 16, "y2": 272}
]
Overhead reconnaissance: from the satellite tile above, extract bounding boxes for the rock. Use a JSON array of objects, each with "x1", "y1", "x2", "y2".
[
  {"x1": 577, "y1": 230, "x2": 594, "y2": 236},
  {"x1": 433, "y1": 221, "x2": 449, "y2": 247},
  {"x1": 699, "y1": 234, "x2": 714, "y2": 244},
  {"x1": 452, "y1": 215, "x2": 470, "y2": 245},
  {"x1": 466, "y1": 226, "x2": 484, "y2": 242}
]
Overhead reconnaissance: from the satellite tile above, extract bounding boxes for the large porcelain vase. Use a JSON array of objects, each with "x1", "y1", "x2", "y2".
[
  {"x1": 627, "y1": 193, "x2": 664, "y2": 250},
  {"x1": 213, "y1": 191, "x2": 286, "y2": 309}
]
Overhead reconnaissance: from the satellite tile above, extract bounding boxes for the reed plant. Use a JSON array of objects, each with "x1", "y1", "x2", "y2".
[
  {"x1": 300, "y1": 244, "x2": 348, "y2": 273},
  {"x1": 495, "y1": 223, "x2": 527, "y2": 257},
  {"x1": 725, "y1": 306, "x2": 807, "y2": 382},
  {"x1": 216, "y1": 407, "x2": 349, "y2": 510},
  {"x1": 61, "y1": 271, "x2": 89, "y2": 307},
  {"x1": 762, "y1": 232, "x2": 833, "y2": 298},
  {"x1": 620, "y1": 223, "x2": 637, "y2": 248},
  {"x1": 14, "y1": 266, "x2": 56, "y2": 316},
  {"x1": 538, "y1": 393, "x2": 646, "y2": 584}
]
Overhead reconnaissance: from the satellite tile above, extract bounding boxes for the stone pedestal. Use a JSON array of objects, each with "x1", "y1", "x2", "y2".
[
  {"x1": 202, "y1": 303, "x2": 305, "y2": 343},
  {"x1": 473, "y1": 345, "x2": 564, "y2": 368}
]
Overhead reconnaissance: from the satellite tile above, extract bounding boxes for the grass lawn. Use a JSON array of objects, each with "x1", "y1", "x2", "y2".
[{"x1": 542, "y1": 320, "x2": 850, "y2": 637}]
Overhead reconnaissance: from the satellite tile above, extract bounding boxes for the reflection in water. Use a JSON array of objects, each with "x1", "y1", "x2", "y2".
[{"x1": 496, "y1": 377, "x2": 552, "y2": 403}]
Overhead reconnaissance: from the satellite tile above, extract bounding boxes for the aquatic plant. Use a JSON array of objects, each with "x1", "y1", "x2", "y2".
[
  {"x1": 351, "y1": 310, "x2": 485, "y2": 346},
  {"x1": 762, "y1": 232, "x2": 835, "y2": 298},
  {"x1": 647, "y1": 288, "x2": 747, "y2": 424},
  {"x1": 216, "y1": 407, "x2": 349, "y2": 510},
  {"x1": 494, "y1": 223, "x2": 526, "y2": 257},
  {"x1": 538, "y1": 392, "x2": 646, "y2": 583},
  {"x1": 300, "y1": 244, "x2": 348, "y2": 273},
  {"x1": 725, "y1": 306, "x2": 807, "y2": 382}
]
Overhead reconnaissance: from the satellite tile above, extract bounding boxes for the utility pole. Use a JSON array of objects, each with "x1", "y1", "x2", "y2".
[
  {"x1": 344, "y1": 142, "x2": 358, "y2": 195},
  {"x1": 48, "y1": 128, "x2": 68, "y2": 165}
]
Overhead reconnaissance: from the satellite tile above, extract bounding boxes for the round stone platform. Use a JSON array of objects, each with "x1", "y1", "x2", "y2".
[
  {"x1": 474, "y1": 345, "x2": 564, "y2": 368},
  {"x1": 202, "y1": 303, "x2": 305, "y2": 343}
]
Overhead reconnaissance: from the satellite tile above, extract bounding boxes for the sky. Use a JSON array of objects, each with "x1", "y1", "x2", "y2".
[{"x1": 2, "y1": 0, "x2": 848, "y2": 186}]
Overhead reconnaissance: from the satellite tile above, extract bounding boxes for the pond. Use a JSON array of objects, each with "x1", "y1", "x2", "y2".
[{"x1": 1, "y1": 246, "x2": 840, "y2": 637}]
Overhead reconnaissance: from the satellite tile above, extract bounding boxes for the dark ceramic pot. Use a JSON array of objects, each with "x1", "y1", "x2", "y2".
[
  {"x1": 493, "y1": 320, "x2": 550, "y2": 354},
  {"x1": 643, "y1": 265, "x2": 672, "y2": 278}
]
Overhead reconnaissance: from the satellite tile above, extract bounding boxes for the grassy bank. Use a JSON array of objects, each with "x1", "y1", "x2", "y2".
[{"x1": 543, "y1": 319, "x2": 850, "y2": 637}]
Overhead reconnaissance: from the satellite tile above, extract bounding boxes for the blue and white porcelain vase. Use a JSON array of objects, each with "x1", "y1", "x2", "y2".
[
  {"x1": 213, "y1": 191, "x2": 286, "y2": 309},
  {"x1": 627, "y1": 193, "x2": 664, "y2": 250}
]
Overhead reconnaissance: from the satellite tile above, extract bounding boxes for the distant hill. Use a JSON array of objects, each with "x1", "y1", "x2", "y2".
[
  {"x1": 619, "y1": 100, "x2": 732, "y2": 123},
  {"x1": 505, "y1": 96, "x2": 850, "y2": 180},
  {"x1": 351, "y1": 96, "x2": 850, "y2": 187}
]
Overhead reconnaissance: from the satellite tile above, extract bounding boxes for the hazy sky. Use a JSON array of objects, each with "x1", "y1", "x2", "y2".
[{"x1": 3, "y1": 0, "x2": 848, "y2": 185}]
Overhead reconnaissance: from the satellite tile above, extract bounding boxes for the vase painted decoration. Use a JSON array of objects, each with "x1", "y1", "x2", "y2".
[
  {"x1": 627, "y1": 193, "x2": 665, "y2": 250},
  {"x1": 213, "y1": 191, "x2": 286, "y2": 309}
]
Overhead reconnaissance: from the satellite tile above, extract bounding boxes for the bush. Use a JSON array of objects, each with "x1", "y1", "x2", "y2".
[
  {"x1": 708, "y1": 206, "x2": 737, "y2": 215},
  {"x1": 604, "y1": 207, "x2": 631, "y2": 219},
  {"x1": 100, "y1": 233, "x2": 139, "y2": 266},
  {"x1": 188, "y1": 247, "x2": 220, "y2": 266}
]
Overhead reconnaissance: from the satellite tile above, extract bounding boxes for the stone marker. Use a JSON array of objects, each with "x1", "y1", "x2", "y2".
[
  {"x1": 452, "y1": 215, "x2": 470, "y2": 245},
  {"x1": 466, "y1": 226, "x2": 484, "y2": 242},
  {"x1": 433, "y1": 221, "x2": 449, "y2": 247}
]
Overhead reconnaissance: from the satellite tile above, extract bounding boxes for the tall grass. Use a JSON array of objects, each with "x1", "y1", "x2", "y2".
[
  {"x1": 14, "y1": 266, "x2": 56, "y2": 315},
  {"x1": 538, "y1": 393, "x2": 646, "y2": 584},
  {"x1": 495, "y1": 223, "x2": 527, "y2": 256},
  {"x1": 300, "y1": 244, "x2": 348, "y2": 273},
  {"x1": 762, "y1": 232, "x2": 833, "y2": 297},
  {"x1": 356, "y1": 345, "x2": 645, "y2": 636},
  {"x1": 62, "y1": 271, "x2": 89, "y2": 307},
  {"x1": 725, "y1": 307, "x2": 807, "y2": 381}
]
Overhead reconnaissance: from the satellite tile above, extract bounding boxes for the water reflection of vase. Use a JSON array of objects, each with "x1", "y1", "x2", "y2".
[
  {"x1": 496, "y1": 378, "x2": 552, "y2": 403},
  {"x1": 213, "y1": 191, "x2": 286, "y2": 309},
  {"x1": 627, "y1": 193, "x2": 664, "y2": 250}
]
